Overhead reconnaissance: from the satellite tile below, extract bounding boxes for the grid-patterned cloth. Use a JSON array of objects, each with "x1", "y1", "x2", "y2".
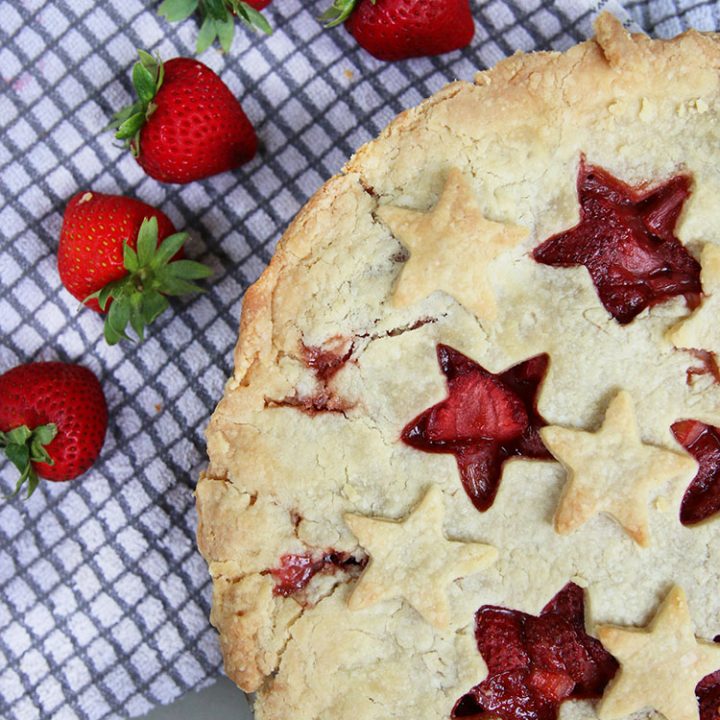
[{"x1": 0, "y1": 1, "x2": 717, "y2": 719}]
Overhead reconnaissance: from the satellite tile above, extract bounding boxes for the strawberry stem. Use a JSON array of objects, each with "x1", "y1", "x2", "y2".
[
  {"x1": 158, "y1": 0, "x2": 272, "y2": 54},
  {"x1": 0, "y1": 423, "x2": 57, "y2": 499},
  {"x1": 83, "y1": 217, "x2": 213, "y2": 345},
  {"x1": 109, "y1": 51, "x2": 164, "y2": 157}
]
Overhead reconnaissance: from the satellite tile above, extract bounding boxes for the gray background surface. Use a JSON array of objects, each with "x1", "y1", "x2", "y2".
[{"x1": 144, "y1": 676, "x2": 249, "y2": 720}]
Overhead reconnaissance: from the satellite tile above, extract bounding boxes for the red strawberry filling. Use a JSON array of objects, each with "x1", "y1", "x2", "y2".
[
  {"x1": 686, "y1": 350, "x2": 720, "y2": 386},
  {"x1": 533, "y1": 160, "x2": 701, "y2": 324},
  {"x1": 402, "y1": 345, "x2": 550, "y2": 511},
  {"x1": 671, "y1": 420, "x2": 720, "y2": 525},
  {"x1": 698, "y1": 639, "x2": 720, "y2": 720},
  {"x1": 267, "y1": 552, "x2": 366, "y2": 597},
  {"x1": 302, "y1": 339, "x2": 354, "y2": 383},
  {"x1": 452, "y1": 583, "x2": 618, "y2": 720}
]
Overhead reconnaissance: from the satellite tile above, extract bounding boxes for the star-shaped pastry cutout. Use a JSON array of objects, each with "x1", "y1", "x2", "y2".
[
  {"x1": 533, "y1": 159, "x2": 701, "y2": 324},
  {"x1": 540, "y1": 390, "x2": 697, "y2": 546},
  {"x1": 402, "y1": 344, "x2": 551, "y2": 513},
  {"x1": 672, "y1": 420, "x2": 720, "y2": 526},
  {"x1": 344, "y1": 486, "x2": 497, "y2": 628},
  {"x1": 377, "y1": 168, "x2": 528, "y2": 323},
  {"x1": 670, "y1": 244, "x2": 720, "y2": 357},
  {"x1": 453, "y1": 582, "x2": 619, "y2": 720},
  {"x1": 598, "y1": 586, "x2": 720, "y2": 720}
]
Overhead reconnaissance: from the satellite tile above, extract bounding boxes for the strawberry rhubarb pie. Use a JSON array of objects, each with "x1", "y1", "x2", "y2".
[{"x1": 197, "y1": 15, "x2": 720, "y2": 720}]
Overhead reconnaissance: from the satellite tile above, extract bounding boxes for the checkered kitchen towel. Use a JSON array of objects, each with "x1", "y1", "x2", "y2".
[{"x1": 1, "y1": 0, "x2": 718, "y2": 718}]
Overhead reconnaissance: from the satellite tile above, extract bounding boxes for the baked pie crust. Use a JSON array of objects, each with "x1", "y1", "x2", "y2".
[{"x1": 197, "y1": 14, "x2": 720, "y2": 720}]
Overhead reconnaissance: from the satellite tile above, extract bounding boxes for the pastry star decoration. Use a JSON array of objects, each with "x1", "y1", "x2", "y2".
[
  {"x1": 670, "y1": 244, "x2": 720, "y2": 357},
  {"x1": 377, "y1": 168, "x2": 528, "y2": 323},
  {"x1": 344, "y1": 486, "x2": 497, "y2": 628},
  {"x1": 598, "y1": 586, "x2": 720, "y2": 720},
  {"x1": 541, "y1": 390, "x2": 697, "y2": 546}
]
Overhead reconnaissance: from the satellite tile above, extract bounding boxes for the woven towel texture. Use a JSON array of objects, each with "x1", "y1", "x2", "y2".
[{"x1": 0, "y1": 0, "x2": 717, "y2": 718}]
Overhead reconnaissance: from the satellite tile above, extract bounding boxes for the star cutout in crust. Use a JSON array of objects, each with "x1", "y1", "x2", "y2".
[
  {"x1": 402, "y1": 344, "x2": 551, "y2": 513},
  {"x1": 377, "y1": 168, "x2": 528, "y2": 323},
  {"x1": 533, "y1": 159, "x2": 701, "y2": 324},
  {"x1": 670, "y1": 244, "x2": 720, "y2": 358},
  {"x1": 453, "y1": 582, "x2": 619, "y2": 720},
  {"x1": 697, "y1": 662, "x2": 720, "y2": 720},
  {"x1": 672, "y1": 420, "x2": 720, "y2": 526},
  {"x1": 541, "y1": 391, "x2": 697, "y2": 547},
  {"x1": 344, "y1": 486, "x2": 497, "y2": 628},
  {"x1": 598, "y1": 586, "x2": 720, "y2": 720}
]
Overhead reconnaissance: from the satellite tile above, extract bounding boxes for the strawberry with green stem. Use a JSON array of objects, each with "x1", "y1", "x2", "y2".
[
  {"x1": 321, "y1": 0, "x2": 475, "y2": 61},
  {"x1": 58, "y1": 191, "x2": 212, "y2": 345},
  {"x1": 158, "y1": 0, "x2": 272, "y2": 53},
  {"x1": 0, "y1": 362, "x2": 108, "y2": 498},
  {"x1": 110, "y1": 51, "x2": 258, "y2": 183}
]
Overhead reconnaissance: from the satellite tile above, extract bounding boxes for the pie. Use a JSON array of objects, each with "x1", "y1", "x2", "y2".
[{"x1": 196, "y1": 14, "x2": 720, "y2": 720}]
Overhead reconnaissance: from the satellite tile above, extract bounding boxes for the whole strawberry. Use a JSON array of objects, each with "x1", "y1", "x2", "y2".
[
  {"x1": 0, "y1": 362, "x2": 108, "y2": 497},
  {"x1": 158, "y1": 0, "x2": 272, "y2": 53},
  {"x1": 111, "y1": 52, "x2": 258, "y2": 183},
  {"x1": 322, "y1": 0, "x2": 475, "y2": 61},
  {"x1": 58, "y1": 191, "x2": 211, "y2": 344}
]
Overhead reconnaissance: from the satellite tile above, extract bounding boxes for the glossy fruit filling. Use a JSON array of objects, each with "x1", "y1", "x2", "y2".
[
  {"x1": 533, "y1": 160, "x2": 701, "y2": 324},
  {"x1": 671, "y1": 420, "x2": 720, "y2": 525},
  {"x1": 267, "y1": 552, "x2": 365, "y2": 597},
  {"x1": 698, "y1": 639, "x2": 720, "y2": 720},
  {"x1": 402, "y1": 344, "x2": 550, "y2": 511},
  {"x1": 302, "y1": 339, "x2": 354, "y2": 382},
  {"x1": 453, "y1": 583, "x2": 618, "y2": 720}
]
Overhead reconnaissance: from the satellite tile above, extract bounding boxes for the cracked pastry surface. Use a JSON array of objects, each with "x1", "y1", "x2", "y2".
[{"x1": 197, "y1": 13, "x2": 720, "y2": 720}]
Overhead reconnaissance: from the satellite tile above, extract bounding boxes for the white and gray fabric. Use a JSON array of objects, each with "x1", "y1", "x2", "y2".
[{"x1": 0, "y1": 1, "x2": 717, "y2": 718}]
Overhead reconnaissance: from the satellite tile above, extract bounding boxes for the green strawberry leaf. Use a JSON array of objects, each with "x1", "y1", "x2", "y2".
[
  {"x1": 154, "y1": 271, "x2": 205, "y2": 296},
  {"x1": 141, "y1": 290, "x2": 171, "y2": 325},
  {"x1": 86, "y1": 277, "x2": 125, "y2": 312},
  {"x1": 157, "y1": 0, "x2": 272, "y2": 54},
  {"x1": 234, "y1": 3, "x2": 272, "y2": 34},
  {"x1": 133, "y1": 61, "x2": 157, "y2": 105},
  {"x1": 162, "y1": 259, "x2": 213, "y2": 280},
  {"x1": 217, "y1": 15, "x2": 236, "y2": 52},
  {"x1": 109, "y1": 51, "x2": 164, "y2": 153},
  {"x1": 197, "y1": 16, "x2": 219, "y2": 53},
  {"x1": 320, "y1": 0, "x2": 361, "y2": 27},
  {"x1": 91, "y1": 217, "x2": 211, "y2": 345},
  {"x1": 136, "y1": 216, "x2": 159, "y2": 267},
  {"x1": 106, "y1": 297, "x2": 131, "y2": 343},
  {"x1": 4, "y1": 426, "x2": 32, "y2": 446},
  {"x1": 104, "y1": 320, "x2": 123, "y2": 346},
  {"x1": 1, "y1": 423, "x2": 56, "y2": 499},
  {"x1": 151, "y1": 232, "x2": 188, "y2": 268},
  {"x1": 109, "y1": 101, "x2": 143, "y2": 130},
  {"x1": 158, "y1": 0, "x2": 199, "y2": 21},
  {"x1": 114, "y1": 111, "x2": 147, "y2": 140},
  {"x1": 5, "y1": 443, "x2": 30, "y2": 473},
  {"x1": 129, "y1": 293, "x2": 147, "y2": 341},
  {"x1": 32, "y1": 424, "x2": 57, "y2": 449},
  {"x1": 204, "y1": 0, "x2": 230, "y2": 19},
  {"x1": 123, "y1": 242, "x2": 140, "y2": 273}
]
